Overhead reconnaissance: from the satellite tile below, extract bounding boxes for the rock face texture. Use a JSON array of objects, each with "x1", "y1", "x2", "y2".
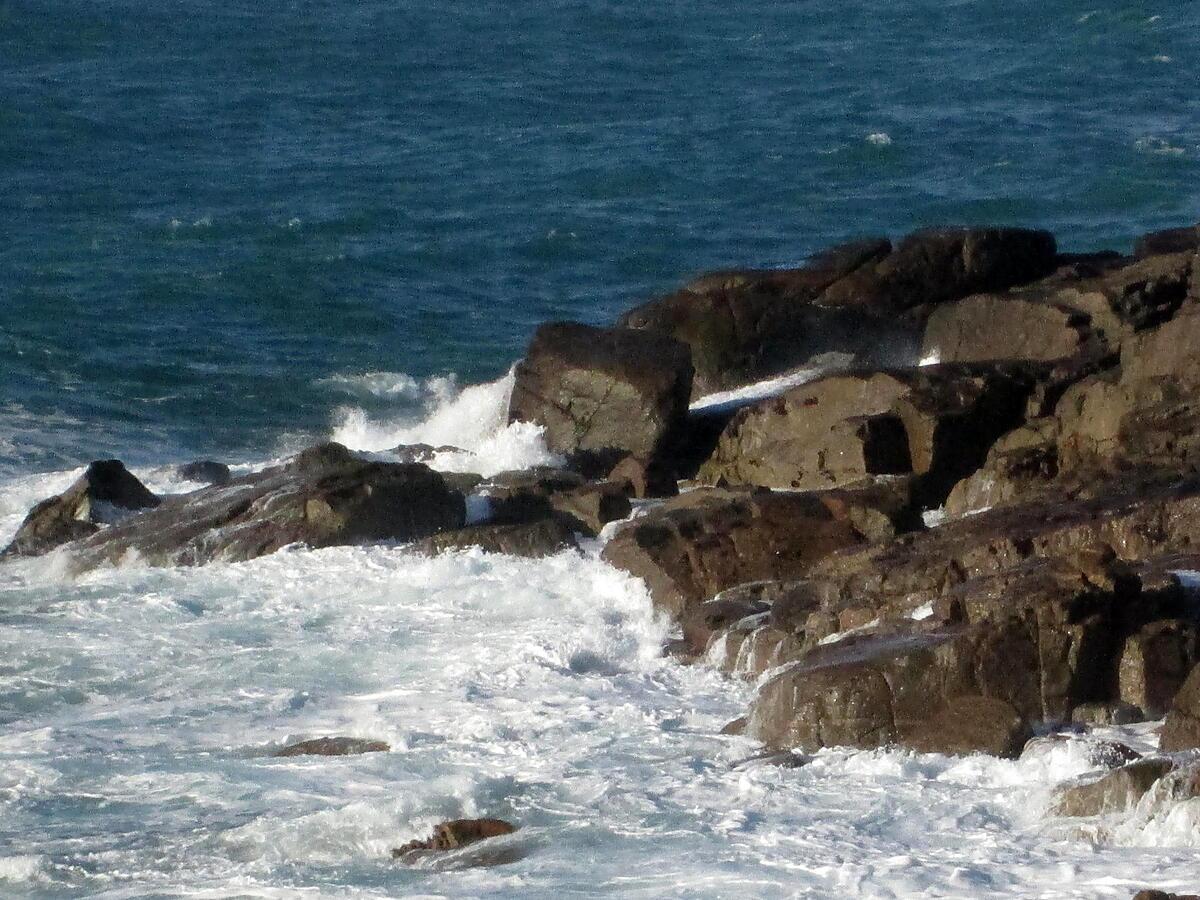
[
  {"x1": 697, "y1": 363, "x2": 1039, "y2": 507},
  {"x1": 64, "y1": 443, "x2": 465, "y2": 571},
  {"x1": 177, "y1": 460, "x2": 232, "y2": 486},
  {"x1": 507, "y1": 322, "x2": 693, "y2": 472},
  {"x1": 1159, "y1": 665, "x2": 1200, "y2": 752},
  {"x1": 746, "y1": 626, "x2": 1034, "y2": 757},
  {"x1": 922, "y1": 250, "x2": 1193, "y2": 366},
  {"x1": 2, "y1": 460, "x2": 160, "y2": 558},
  {"x1": 1050, "y1": 758, "x2": 1175, "y2": 817},
  {"x1": 620, "y1": 228, "x2": 1057, "y2": 398},
  {"x1": 600, "y1": 482, "x2": 914, "y2": 619}
]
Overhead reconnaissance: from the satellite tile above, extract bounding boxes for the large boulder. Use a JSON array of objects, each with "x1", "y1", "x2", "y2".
[
  {"x1": 697, "y1": 363, "x2": 1040, "y2": 508},
  {"x1": 507, "y1": 322, "x2": 693, "y2": 473},
  {"x1": 62, "y1": 443, "x2": 465, "y2": 571},
  {"x1": 746, "y1": 625, "x2": 1034, "y2": 757},
  {"x1": 2, "y1": 460, "x2": 160, "y2": 558},
  {"x1": 600, "y1": 482, "x2": 914, "y2": 619},
  {"x1": 476, "y1": 468, "x2": 630, "y2": 536}
]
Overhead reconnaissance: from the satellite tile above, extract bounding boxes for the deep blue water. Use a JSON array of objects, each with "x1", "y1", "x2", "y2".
[{"x1": 3, "y1": 0, "x2": 1199, "y2": 473}]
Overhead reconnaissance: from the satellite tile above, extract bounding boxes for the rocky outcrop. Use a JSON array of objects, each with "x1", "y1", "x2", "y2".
[
  {"x1": 62, "y1": 443, "x2": 465, "y2": 571},
  {"x1": 746, "y1": 625, "x2": 1033, "y2": 757},
  {"x1": 1159, "y1": 664, "x2": 1200, "y2": 752},
  {"x1": 507, "y1": 322, "x2": 693, "y2": 473},
  {"x1": 600, "y1": 482, "x2": 915, "y2": 619},
  {"x1": 697, "y1": 363, "x2": 1039, "y2": 508},
  {"x1": 620, "y1": 228, "x2": 1057, "y2": 398},
  {"x1": 273, "y1": 737, "x2": 390, "y2": 757},
  {"x1": 2, "y1": 460, "x2": 160, "y2": 558}
]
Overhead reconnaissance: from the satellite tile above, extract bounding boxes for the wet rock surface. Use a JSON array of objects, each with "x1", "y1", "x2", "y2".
[
  {"x1": 3, "y1": 460, "x2": 160, "y2": 558},
  {"x1": 507, "y1": 321, "x2": 693, "y2": 470},
  {"x1": 176, "y1": 460, "x2": 232, "y2": 486},
  {"x1": 61, "y1": 443, "x2": 466, "y2": 571},
  {"x1": 392, "y1": 818, "x2": 519, "y2": 862}
]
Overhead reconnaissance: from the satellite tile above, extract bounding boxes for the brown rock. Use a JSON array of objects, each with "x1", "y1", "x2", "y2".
[
  {"x1": 1051, "y1": 758, "x2": 1175, "y2": 817},
  {"x1": 619, "y1": 238, "x2": 900, "y2": 397},
  {"x1": 478, "y1": 469, "x2": 631, "y2": 536},
  {"x1": 1134, "y1": 223, "x2": 1200, "y2": 258},
  {"x1": 697, "y1": 363, "x2": 1040, "y2": 509},
  {"x1": 600, "y1": 483, "x2": 912, "y2": 619},
  {"x1": 746, "y1": 625, "x2": 1035, "y2": 757},
  {"x1": 1160, "y1": 665, "x2": 1200, "y2": 752},
  {"x1": 507, "y1": 322, "x2": 693, "y2": 470},
  {"x1": 1118, "y1": 620, "x2": 1200, "y2": 718}
]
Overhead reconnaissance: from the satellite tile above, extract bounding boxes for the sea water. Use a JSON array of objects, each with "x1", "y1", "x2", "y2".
[{"x1": 4, "y1": 1, "x2": 1200, "y2": 896}]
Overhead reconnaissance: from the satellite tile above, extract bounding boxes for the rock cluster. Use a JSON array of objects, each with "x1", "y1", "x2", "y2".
[{"x1": 9, "y1": 219, "x2": 1200, "y2": 777}]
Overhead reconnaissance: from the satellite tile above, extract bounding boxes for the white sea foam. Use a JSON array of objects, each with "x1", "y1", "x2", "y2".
[
  {"x1": 330, "y1": 369, "x2": 561, "y2": 477},
  {"x1": 689, "y1": 355, "x2": 852, "y2": 414},
  {"x1": 866, "y1": 132, "x2": 893, "y2": 146}
]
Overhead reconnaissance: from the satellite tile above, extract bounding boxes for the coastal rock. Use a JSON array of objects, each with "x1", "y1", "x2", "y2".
[
  {"x1": 922, "y1": 250, "x2": 1193, "y2": 366},
  {"x1": 619, "y1": 238, "x2": 902, "y2": 396},
  {"x1": 600, "y1": 483, "x2": 913, "y2": 618},
  {"x1": 604, "y1": 454, "x2": 678, "y2": 498},
  {"x1": 177, "y1": 460, "x2": 232, "y2": 486},
  {"x1": 1159, "y1": 664, "x2": 1200, "y2": 752},
  {"x1": 1117, "y1": 620, "x2": 1199, "y2": 718},
  {"x1": 697, "y1": 363, "x2": 1039, "y2": 508},
  {"x1": 746, "y1": 625, "x2": 1034, "y2": 757},
  {"x1": 392, "y1": 818, "x2": 518, "y2": 858},
  {"x1": 2, "y1": 460, "x2": 160, "y2": 558},
  {"x1": 273, "y1": 737, "x2": 390, "y2": 757},
  {"x1": 1050, "y1": 758, "x2": 1175, "y2": 817},
  {"x1": 415, "y1": 518, "x2": 578, "y2": 558},
  {"x1": 1132, "y1": 892, "x2": 1200, "y2": 900},
  {"x1": 62, "y1": 443, "x2": 465, "y2": 571},
  {"x1": 507, "y1": 322, "x2": 693, "y2": 470}
]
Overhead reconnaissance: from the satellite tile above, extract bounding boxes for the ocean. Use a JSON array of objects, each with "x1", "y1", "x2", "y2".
[{"x1": 3, "y1": 0, "x2": 1200, "y2": 896}]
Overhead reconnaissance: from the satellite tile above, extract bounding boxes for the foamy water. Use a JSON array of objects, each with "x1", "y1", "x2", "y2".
[{"x1": 4, "y1": 376, "x2": 1200, "y2": 898}]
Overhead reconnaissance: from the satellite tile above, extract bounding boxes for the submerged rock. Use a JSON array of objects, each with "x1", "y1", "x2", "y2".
[
  {"x1": 2, "y1": 460, "x2": 160, "y2": 558},
  {"x1": 59, "y1": 442, "x2": 465, "y2": 571},
  {"x1": 392, "y1": 818, "x2": 518, "y2": 861},
  {"x1": 273, "y1": 737, "x2": 390, "y2": 757},
  {"x1": 507, "y1": 321, "x2": 693, "y2": 472}
]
